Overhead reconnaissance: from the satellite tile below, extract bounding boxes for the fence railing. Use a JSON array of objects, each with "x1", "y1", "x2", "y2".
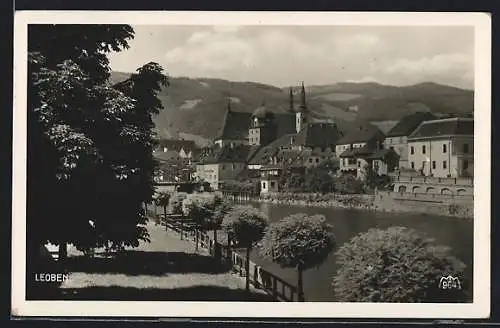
[
  {"x1": 379, "y1": 190, "x2": 473, "y2": 202},
  {"x1": 392, "y1": 175, "x2": 473, "y2": 186},
  {"x1": 150, "y1": 211, "x2": 298, "y2": 302}
]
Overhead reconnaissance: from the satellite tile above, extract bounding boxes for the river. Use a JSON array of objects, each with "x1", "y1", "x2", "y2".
[{"x1": 239, "y1": 201, "x2": 473, "y2": 302}]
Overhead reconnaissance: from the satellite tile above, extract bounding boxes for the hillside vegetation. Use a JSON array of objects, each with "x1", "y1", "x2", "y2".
[{"x1": 110, "y1": 72, "x2": 473, "y2": 145}]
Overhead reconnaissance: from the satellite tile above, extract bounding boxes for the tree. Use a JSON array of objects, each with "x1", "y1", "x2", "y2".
[
  {"x1": 334, "y1": 173, "x2": 365, "y2": 194},
  {"x1": 27, "y1": 25, "x2": 168, "y2": 266},
  {"x1": 156, "y1": 192, "x2": 171, "y2": 230},
  {"x1": 260, "y1": 213, "x2": 336, "y2": 301},
  {"x1": 212, "y1": 195, "x2": 233, "y2": 244},
  {"x1": 182, "y1": 194, "x2": 218, "y2": 251},
  {"x1": 304, "y1": 168, "x2": 335, "y2": 194},
  {"x1": 223, "y1": 205, "x2": 269, "y2": 292},
  {"x1": 333, "y1": 226, "x2": 467, "y2": 302},
  {"x1": 169, "y1": 192, "x2": 187, "y2": 239}
]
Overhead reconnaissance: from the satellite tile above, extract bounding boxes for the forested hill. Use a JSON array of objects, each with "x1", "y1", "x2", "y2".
[{"x1": 110, "y1": 72, "x2": 473, "y2": 146}]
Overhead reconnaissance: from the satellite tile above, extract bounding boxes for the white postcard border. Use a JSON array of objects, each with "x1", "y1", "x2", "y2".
[{"x1": 12, "y1": 11, "x2": 491, "y2": 318}]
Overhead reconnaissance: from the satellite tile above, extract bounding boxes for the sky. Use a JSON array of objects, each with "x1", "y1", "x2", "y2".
[{"x1": 108, "y1": 25, "x2": 474, "y2": 89}]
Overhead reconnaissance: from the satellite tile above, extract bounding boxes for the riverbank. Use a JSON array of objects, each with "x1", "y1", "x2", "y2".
[{"x1": 224, "y1": 191, "x2": 473, "y2": 219}]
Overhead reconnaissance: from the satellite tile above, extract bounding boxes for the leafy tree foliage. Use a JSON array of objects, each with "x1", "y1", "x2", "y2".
[
  {"x1": 303, "y1": 168, "x2": 336, "y2": 194},
  {"x1": 27, "y1": 25, "x2": 168, "y2": 261},
  {"x1": 223, "y1": 205, "x2": 269, "y2": 291},
  {"x1": 333, "y1": 226, "x2": 467, "y2": 302},
  {"x1": 169, "y1": 192, "x2": 187, "y2": 215},
  {"x1": 334, "y1": 173, "x2": 365, "y2": 194},
  {"x1": 260, "y1": 213, "x2": 336, "y2": 301}
]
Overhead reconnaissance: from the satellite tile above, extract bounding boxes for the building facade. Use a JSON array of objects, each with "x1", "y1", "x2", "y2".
[
  {"x1": 383, "y1": 112, "x2": 437, "y2": 169},
  {"x1": 407, "y1": 117, "x2": 474, "y2": 178}
]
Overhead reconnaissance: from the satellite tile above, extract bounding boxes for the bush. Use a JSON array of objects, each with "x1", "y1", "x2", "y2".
[
  {"x1": 260, "y1": 213, "x2": 336, "y2": 301},
  {"x1": 333, "y1": 226, "x2": 467, "y2": 302}
]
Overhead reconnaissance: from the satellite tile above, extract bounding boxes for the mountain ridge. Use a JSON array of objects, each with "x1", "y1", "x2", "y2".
[{"x1": 110, "y1": 72, "x2": 473, "y2": 146}]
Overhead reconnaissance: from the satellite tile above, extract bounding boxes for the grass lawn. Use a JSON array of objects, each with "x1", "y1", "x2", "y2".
[{"x1": 44, "y1": 221, "x2": 274, "y2": 301}]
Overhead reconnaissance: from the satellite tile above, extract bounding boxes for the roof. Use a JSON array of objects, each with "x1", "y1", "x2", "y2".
[
  {"x1": 247, "y1": 134, "x2": 293, "y2": 165},
  {"x1": 274, "y1": 113, "x2": 297, "y2": 138},
  {"x1": 294, "y1": 122, "x2": 342, "y2": 148},
  {"x1": 157, "y1": 139, "x2": 197, "y2": 152},
  {"x1": 337, "y1": 123, "x2": 385, "y2": 145},
  {"x1": 365, "y1": 147, "x2": 399, "y2": 160},
  {"x1": 217, "y1": 110, "x2": 252, "y2": 140},
  {"x1": 339, "y1": 139, "x2": 380, "y2": 158},
  {"x1": 153, "y1": 150, "x2": 182, "y2": 162},
  {"x1": 198, "y1": 144, "x2": 254, "y2": 164},
  {"x1": 386, "y1": 112, "x2": 438, "y2": 137},
  {"x1": 408, "y1": 117, "x2": 474, "y2": 140}
]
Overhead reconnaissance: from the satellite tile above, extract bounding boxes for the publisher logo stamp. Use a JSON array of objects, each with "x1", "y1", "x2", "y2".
[{"x1": 438, "y1": 275, "x2": 462, "y2": 290}]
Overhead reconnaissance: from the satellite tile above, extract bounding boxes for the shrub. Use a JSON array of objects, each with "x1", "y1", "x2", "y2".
[
  {"x1": 333, "y1": 226, "x2": 467, "y2": 302},
  {"x1": 260, "y1": 213, "x2": 336, "y2": 301},
  {"x1": 223, "y1": 205, "x2": 269, "y2": 291}
]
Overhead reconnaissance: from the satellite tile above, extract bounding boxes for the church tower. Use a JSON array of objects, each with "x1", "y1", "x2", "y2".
[{"x1": 296, "y1": 81, "x2": 308, "y2": 133}]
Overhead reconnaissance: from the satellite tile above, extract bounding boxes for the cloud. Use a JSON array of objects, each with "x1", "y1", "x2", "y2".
[
  {"x1": 165, "y1": 29, "x2": 255, "y2": 71},
  {"x1": 155, "y1": 26, "x2": 475, "y2": 88},
  {"x1": 385, "y1": 53, "x2": 472, "y2": 75},
  {"x1": 346, "y1": 76, "x2": 379, "y2": 83}
]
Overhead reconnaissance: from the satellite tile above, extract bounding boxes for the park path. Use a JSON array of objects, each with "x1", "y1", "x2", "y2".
[{"x1": 58, "y1": 221, "x2": 272, "y2": 300}]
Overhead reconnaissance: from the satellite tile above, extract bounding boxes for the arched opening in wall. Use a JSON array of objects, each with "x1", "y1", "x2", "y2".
[
  {"x1": 441, "y1": 188, "x2": 452, "y2": 195},
  {"x1": 398, "y1": 185, "x2": 407, "y2": 193},
  {"x1": 412, "y1": 186, "x2": 421, "y2": 194},
  {"x1": 457, "y1": 189, "x2": 467, "y2": 195},
  {"x1": 426, "y1": 187, "x2": 435, "y2": 193}
]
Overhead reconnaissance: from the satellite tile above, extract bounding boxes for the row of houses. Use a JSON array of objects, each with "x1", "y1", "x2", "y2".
[{"x1": 153, "y1": 83, "x2": 474, "y2": 195}]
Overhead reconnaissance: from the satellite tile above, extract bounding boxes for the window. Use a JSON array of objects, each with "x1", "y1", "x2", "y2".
[
  {"x1": 309, "y1": 158, "x2": 313, "y2": 163},
  {"x1": 422, "y1": 145, "x2": 426, "y2": 154},
  {"x1": 315, "y1": 158, "x2": 319, "y2": 163},
  {"x1": 443, "y1": 144, "x2": 447, "y2": 153},
  {"x1": 262, "y1": 182, "x2": 267, "y2": 189},
  {"x1": 443, "y1": 161, "x2": 447, "y2": 169},
  {"x1": 422, "y1": 161, "x2": 426, "y2": 169},
  {"x1": 270, "y1": 181, "x2": 276, "y2": 188},
  {"x1": 410, "y1": 146, "x2": 414, "y2": 155},
  {"x1": 388, "y1": 138, "x2": 392, "y2": 144},
  {"x1": 390, "y1": 146, "x2": 394, "y2": 151},
  {"x1": 463, "y1": 160, "x2": 469, "y2": 170},
  {"x1": 357, "y1": 161, "x2": 361, "y2": 168},
  {"x1": 411, "y1": 162, "x2": 415, "y2": 169},
  {"x1": 432, "y1": 161, "x2": 436, "y2": 169},
  {"x1": 463, "y1": 143, "x2": 469, "y2": 153}
]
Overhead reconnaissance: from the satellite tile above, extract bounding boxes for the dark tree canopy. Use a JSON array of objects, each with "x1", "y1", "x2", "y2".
[
  {"x1": 333, "y1": 226, "x2": 467, "y2": 302},
  {"x1": 260, "y1": 213, "x2": 336, "y2": 269},
  {"x1": 27, "y1": 24, "x2": 168, "y2": 252}
]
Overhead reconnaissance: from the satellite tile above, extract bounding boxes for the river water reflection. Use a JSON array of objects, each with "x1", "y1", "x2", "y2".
[{"x1": 240, "y1": 201, "x2": 473, "y2": 302}]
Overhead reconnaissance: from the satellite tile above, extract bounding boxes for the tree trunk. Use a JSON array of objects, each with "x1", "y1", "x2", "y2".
[
  {"x1": 245, "y1": 246, "x2": 251, "y2": 292},
  {"x1": 59, "y1": 241, "x2": 67, "y2": 262},
  {"x1": 214, "y1": 228, "x2": 218, "y2": 244},
  {"x1": 180, "y1": 219, "x2": 183, "y2": 240},
  {"x1": 297, "y1": 261, "x2": 305, "y2": 302},
  {"x1": 154, "y1": 202, "x2": 157, "y2": 217},
  {"x1": 195, "y1": 228, "x2": 199, "y2": 252},
  {"x1": 163, "y1": 205, "x2": 168, "y2": 231}
]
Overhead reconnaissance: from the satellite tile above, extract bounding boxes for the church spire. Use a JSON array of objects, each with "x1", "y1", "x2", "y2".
[
  {"x1": 289, "y1": 87, "x2": 294, "y2": 112},
  {"x1": 299, "y1": 81, "x2": 307, "y2": 111}
]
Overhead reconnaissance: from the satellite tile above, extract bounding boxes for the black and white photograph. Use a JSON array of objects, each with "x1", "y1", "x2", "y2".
[{"x1": 12, "y1": 11, "x2": 490, "y2": 318}]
